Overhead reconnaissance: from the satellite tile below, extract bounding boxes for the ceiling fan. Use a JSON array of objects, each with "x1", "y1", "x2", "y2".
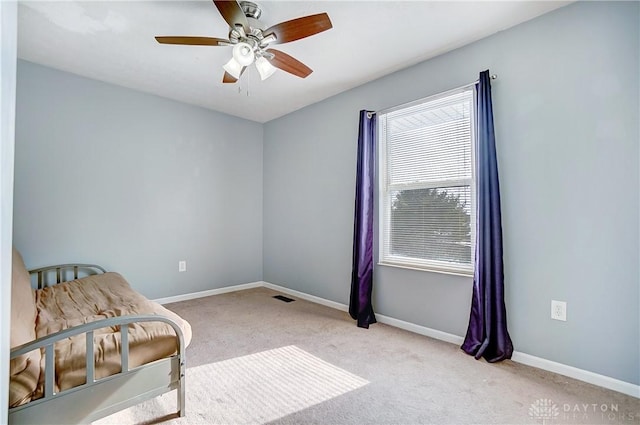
[{"x1": 155, "y1": 0, "x2": 332, "y2": 83}]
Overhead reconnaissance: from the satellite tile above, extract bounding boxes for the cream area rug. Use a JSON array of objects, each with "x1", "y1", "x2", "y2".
[{"x1": 96, "y1": 345, "x2": 369, "y2": 425}]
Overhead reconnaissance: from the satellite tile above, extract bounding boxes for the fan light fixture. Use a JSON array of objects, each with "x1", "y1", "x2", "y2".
[
  {"x1": 223, "y1": 41, "x2": 254, "y2": 79},
  {"x1": 255, "y1": 57, "x2": 276, "y2": 80},
  {"x1": 224, "y1": 42, "x2": 276, "y2": 81},
  {"x1": 223, "y1": 57, "x2": 243, "y2": 79},
  {"x1": 233, "y1": 42, "x2": 255, "y2": 66}
]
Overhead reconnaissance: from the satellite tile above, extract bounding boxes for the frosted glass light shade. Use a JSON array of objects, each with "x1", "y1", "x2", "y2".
[
  {"x1": 223, "y1": 57, "x2": 243, "y2": 79},
  {"x1": 232, "y1": 42, "x2": 255, "y2": 66},
  {"x1": 255, "y1": 57, "x2": 276, "y2": 80}
]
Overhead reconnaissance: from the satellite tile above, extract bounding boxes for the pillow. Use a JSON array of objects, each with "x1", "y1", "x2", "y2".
[{"x1": 9, "y1": 247, "x2": 41, "y2": 407}]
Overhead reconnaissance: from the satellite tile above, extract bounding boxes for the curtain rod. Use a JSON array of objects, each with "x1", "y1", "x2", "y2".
[{"x1": 367, "y1": 74, "x2": 497, "y2": 118}]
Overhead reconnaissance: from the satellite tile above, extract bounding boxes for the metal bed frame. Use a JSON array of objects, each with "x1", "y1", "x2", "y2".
[{"x1": 9, "y1": 264, "x2": 186, "y2": 424}]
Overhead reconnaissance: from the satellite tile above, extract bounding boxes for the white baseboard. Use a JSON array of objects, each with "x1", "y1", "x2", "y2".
[
  {"x1": 262, "y1": 282, "x2": 466, "y2": 346},
  {"x1": 374, "y1": 313, "x2": 466, "y2": 346},
  {"x1": 510, "y1": 351, "x2": 640, "y2": 398},
  {"x1": 261, "y1": 281, "x2": 349, "y2": 312},
  {"x1": 153, "y1": 281, "x2": 263, "y2": 305},
  {"x1": 157, "y1": 280, "x2": 640, "y2": 398}
]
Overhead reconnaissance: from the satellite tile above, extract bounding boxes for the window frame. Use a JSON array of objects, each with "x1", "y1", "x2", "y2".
[{"x1": 377, "y1": 87, "x2": 477, "y2": 276}]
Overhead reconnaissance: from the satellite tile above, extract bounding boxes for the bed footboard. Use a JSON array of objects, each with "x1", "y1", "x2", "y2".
[{"x1": 9, "y1": 315, "x2": 186, "y2": 424}]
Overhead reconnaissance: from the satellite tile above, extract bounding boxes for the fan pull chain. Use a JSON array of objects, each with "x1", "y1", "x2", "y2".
[
  {"x1": 236, "y1": 69, "x2": 250, "y2": 97},
  {"x1": 246, "y1": 69, "x2": 250, "y2": 97}
]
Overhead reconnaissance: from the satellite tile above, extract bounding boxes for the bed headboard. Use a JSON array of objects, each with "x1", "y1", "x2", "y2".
[{"x1": 28, "y1": 264, "x2": 107, "y2": 289}]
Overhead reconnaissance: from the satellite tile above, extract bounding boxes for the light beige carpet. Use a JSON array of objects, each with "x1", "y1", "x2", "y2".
[
  {"x1": 96, "y1": 345, "x2": 368, "y2": 425},
  {"x1": 96, "y1": 287, "x2": 640, "y2": 425}
]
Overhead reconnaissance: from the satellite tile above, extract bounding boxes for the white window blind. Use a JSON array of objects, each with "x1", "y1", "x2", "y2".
[{"x1": 378, "y1": 88, "x2": 476, "y2": 275}]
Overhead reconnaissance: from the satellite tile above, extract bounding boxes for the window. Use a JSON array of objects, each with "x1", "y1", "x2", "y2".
[{"x1": 378, "y1": 88, "x2": 475, "y2": 275}]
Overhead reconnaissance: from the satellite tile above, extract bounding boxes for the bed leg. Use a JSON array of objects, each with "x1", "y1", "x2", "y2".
[{"x1": 178, "y1": 360, "x2": 186, "y2": 417}]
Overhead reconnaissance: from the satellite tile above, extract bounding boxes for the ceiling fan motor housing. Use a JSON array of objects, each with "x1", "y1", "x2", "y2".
[
  {"x1": 239, "y1": 1, "x2": 264, "y2": 40},
  {"x1": 240, "y1": 1, "x2": 262, "y2": 20},
  {"x1": 229, "y1": 2, "x2": 275, "y2": 58}
]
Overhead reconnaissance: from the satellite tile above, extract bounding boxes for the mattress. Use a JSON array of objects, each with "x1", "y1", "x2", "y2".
[{"x1": 30, "y1": 272, "x2": 192, "y2": 399}]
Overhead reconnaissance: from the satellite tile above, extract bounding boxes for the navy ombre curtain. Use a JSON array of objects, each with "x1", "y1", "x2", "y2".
[
  {"x1": 461, "y1": 70, "x2": 513, "y2": 362},
  {"x1": 349, "y1": 110, "x2": 377, "y2": 329}
]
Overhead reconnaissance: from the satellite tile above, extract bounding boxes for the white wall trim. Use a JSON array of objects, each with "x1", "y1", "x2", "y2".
[
  {"x1": 261, "y1": 281, "x2": 349, "y2": 312},
  {"x1": 261, "y1": 282, "x2": 466, "y2": 346},
  {"x1": 153, "y1": 281, "x2": 263, "y2": 305},
  {"x1": 374, "y1": 313, "x2": 465, "y2": 346},
  {"x1": 510, "y1": 351, "x2": 640, "y2": 398},
  {"x1": 157, "y1": 280, "x2": 640, "y2": 398}
]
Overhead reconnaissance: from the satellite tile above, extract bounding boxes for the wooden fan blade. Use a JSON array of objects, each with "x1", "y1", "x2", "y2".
[
  {"x1": 223, "y1": 71, "x2": 237, "y2": 83},
  {"x1": 155, "y1": 36, "x2": 228, "y2": 46},
  {"x1": 222, "y1": 67, "x2": 246, "y2": 83},
  {"x1": 267, "y1": 49, "x2": 312, "y2": 78},
  {"x1": 213, "y1": 0, "x2": 250, "y2": 33},
  {"x1": 264, "y1": 13, "x2": 332, "y2": 44}
]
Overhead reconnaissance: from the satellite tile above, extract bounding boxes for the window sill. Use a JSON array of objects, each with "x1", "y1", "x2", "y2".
[{"x1": 377, "y1": 261, "x2": 474, "y2": 278}]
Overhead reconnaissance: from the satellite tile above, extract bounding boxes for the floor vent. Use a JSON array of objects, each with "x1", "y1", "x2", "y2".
[{"x1": 273, "y1": 295, "x2": 295, "y2": 303}]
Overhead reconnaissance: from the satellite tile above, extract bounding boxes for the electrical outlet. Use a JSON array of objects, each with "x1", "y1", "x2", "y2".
[
  {"x1": 178, "y1": 260, "x2": 187, "y2": 272},
  {"x1": 551, "y1": 300, "x2": 567, "y2": 321}
]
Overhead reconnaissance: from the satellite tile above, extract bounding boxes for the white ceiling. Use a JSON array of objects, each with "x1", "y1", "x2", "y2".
[{"x1": 18, "y1": 1, "x2": 570, "y2": 123}]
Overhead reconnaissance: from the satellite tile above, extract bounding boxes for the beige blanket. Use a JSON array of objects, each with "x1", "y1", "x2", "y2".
[{"x1": 27, "y1": 272, "x2": 192, "y2": 402}]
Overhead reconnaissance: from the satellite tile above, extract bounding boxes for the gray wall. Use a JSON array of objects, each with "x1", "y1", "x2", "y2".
[
  {"x1": 14, "y1": 60, "x2": 263, "y2": 299},
  {"x1": 263, "y1": 1, "x2": 639, "y2": 386}
]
